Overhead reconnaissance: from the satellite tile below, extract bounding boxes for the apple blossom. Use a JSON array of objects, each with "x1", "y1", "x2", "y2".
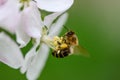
[
  {"x1": 0, "y1": 0, "x2": 74, "y2": 47},
  {"x1": 21, "y1": 13, "x2": 68, "y2": 80},
  {"x1": 0, "y1": 32, "x2": 24, "y2": 69},
  {"x1": 0, "y1": 0, "x2": 74, "y2": 79}
]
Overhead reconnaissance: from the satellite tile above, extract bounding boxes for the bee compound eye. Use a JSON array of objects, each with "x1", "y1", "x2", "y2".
[{"x1": 66, "y1": 31, "x2": 74, "y2": 36}]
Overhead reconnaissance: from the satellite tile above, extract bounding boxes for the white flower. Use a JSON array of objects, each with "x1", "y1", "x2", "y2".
[
  {"x1": 0, "y1": 0, "x2": 74, "y2": 47},
  {"x1": 0, "y1": 32, "x2": 24, "y2": 69},
  {"x1": 0, "y1": 0, "x2": 73, "y2": 79},
  {"x1": 21, "y1": 13, "x2": 68, "y2": 80}
]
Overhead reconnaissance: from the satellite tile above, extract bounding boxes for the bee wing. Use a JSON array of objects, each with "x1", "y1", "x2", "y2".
[{"x1": 72, "y1": 45, "x2": 90, "y2": 57}]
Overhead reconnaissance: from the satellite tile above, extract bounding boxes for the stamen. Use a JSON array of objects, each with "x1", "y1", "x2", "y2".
[
  {"x1": 42, "y1": 27, "x2": 48, "y2": 35},
  {"x1": 42, "y1": 35, "x2": 55, "y2": 49},
  {"x1": 19, "y1": 0, "x2": 30, "y2": 11},
  {"x1": 20, "y1": 0, "x2": 29, "y2": 3},
  {"x1": 41, "y1": 27, "x2": 69, "y2": 51}
]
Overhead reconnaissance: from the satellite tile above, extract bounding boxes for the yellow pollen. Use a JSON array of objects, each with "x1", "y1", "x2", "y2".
[
  {"x1": 53, "y1": 41, "x2": 58, "y2": 46},
  {"x1": 60, "y1": 43, "x2": 68, "y2": 49},
  {"x1": 55, "y1": 46, "x2": 60, "y2": 50},
  {"x1": 53, "y1": 36, "x2": 68, "y2": 50},
  {"x1": 54, "y1": 36, "x2": 60, "y2": 41},
  {"x1": 60, "y1": 37, "x2": 63, "y2": 40}
]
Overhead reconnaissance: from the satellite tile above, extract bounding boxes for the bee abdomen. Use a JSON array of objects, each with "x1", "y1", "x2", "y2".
[{"x1": 52, "y1": 48, "x2": 70, "y2": 58}]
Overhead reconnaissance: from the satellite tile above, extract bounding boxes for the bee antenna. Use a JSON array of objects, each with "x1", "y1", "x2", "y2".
[{"x1": 63, "y1": 25, "x2": 69, "y2": 31}]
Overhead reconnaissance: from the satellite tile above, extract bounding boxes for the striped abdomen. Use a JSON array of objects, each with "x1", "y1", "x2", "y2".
[{"x1": 52, "y1": 48, "x2": 71, "y2": 58}]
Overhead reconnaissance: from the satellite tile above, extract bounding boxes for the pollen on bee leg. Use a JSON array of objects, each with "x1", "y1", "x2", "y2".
[
  {"x1": 60, "y1": 37, "x2": 63, "y2": 40},
  {"x1": 53, "y1": 36, "x2": 62, "y2": 45},
  {"x1": 60, "y1": 43, "x2": 68, "y2": 49},
  {"x1": 55, "y1": 45, "x2": 60, "y2": 50},
  {"x1": 53, "y1": 41, "x2": 58, "y2": 46}
]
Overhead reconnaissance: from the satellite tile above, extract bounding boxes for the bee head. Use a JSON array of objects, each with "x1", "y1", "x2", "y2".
[{"x1": 66, "y1": 31, "x2": 75, "y2": 37}]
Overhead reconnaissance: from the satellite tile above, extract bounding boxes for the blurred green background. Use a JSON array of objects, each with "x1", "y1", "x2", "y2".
[{"x1": 0, "y1": 0, "x2": 120, "y2": 80}]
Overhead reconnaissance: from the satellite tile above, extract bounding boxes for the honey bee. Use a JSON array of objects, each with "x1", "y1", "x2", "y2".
[{"x1": 52, "y1": 30, "x2": 89, "y2": 58}]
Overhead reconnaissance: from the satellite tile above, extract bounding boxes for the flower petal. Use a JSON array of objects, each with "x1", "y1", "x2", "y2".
[
  {"x1": 35, "y1": 0, "x2": 74, "y2": 12},
  {"x1": 48, "y1": 13, "x2": 68, "y2": 37},
  {"x1": 21, "y1": 1, "x2": 43, "y2": 38},
  {"x1": 20, "y1": 38, "x2": 40, "y2": 73},
  {"x1": 44, "y1": 12, "x2": 63, "y2": 28},
  {"x1": 0, "y1": 32, "x2": 24, "y2": 69},
  {"x1": 26, "y1": 43, "x2": 49, "y2": 80},
  {"x1": 15, "y1": 23, "x2": 31, "y2": 48},
  {"x1": 0, "y1": 0, "x2": 20, "y2": 33},
  {"x1": 0, "y1": 0, "x2": 6, "y2": 6}
]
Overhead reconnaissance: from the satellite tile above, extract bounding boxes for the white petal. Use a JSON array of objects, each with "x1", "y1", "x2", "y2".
[
  {"x1": 35, "y1": 0, "x2": 74, "y2": 12},
  {"x1": 48, "y1": 13, "x2": 68, "y2": 37},
  {"x1": 26, "y1": 43, "x2": 49, "y2": 80},
  {"x1": 15, "y1": 23, "x2": 31, "y2": 48},
  {"x1": 21, "y1": 1, "x2": 43, "y2": 38},
  {"x1": 44, "y1": 12, "x2": 63, "y2": 28},
  {"x1": 0, "y1": 0, "x2": 6, "y2": 6},
  {"x1": 0, "y1": 0, "x2": 20, "y2": 33},
  {"x1": 0, "y1": 32, "x2": 24, "y2": 69},
  {"x1": 20, "y1": 38, "x2": 40, "y2": 73}
]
